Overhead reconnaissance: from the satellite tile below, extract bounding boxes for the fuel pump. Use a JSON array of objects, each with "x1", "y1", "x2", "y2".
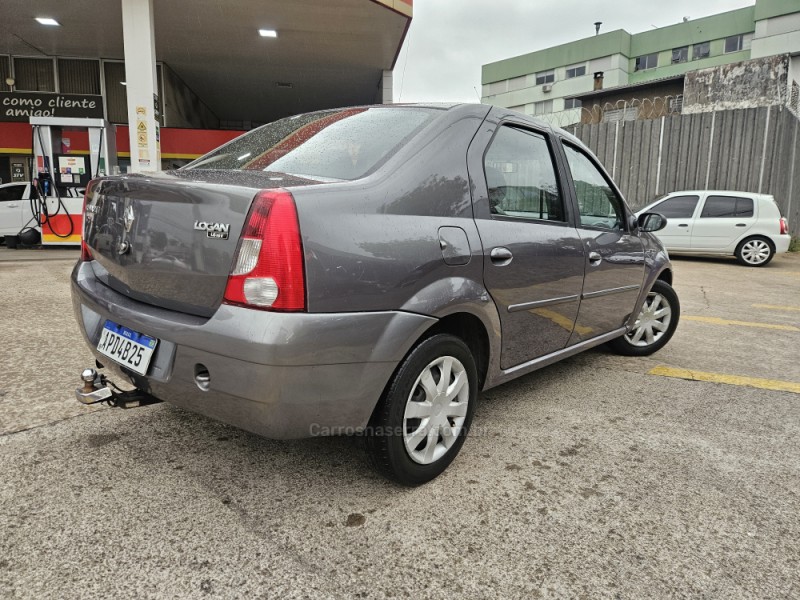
[{"x1": 29, "y1": 117, "x2": 117, "y2": 246}]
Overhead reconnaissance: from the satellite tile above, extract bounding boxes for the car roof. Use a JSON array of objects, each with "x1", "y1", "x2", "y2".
[{"x1": 662, "y1": 190, "x2": 775, "y2": 201}]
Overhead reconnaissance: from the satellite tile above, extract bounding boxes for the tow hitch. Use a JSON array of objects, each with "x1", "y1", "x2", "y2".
[{"x1": 75, "y1": 367, "x2": 161, "y2": 409}]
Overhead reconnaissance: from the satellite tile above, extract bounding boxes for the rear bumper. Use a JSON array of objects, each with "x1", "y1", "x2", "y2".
[
  {"x1": 71, "y1": 262, "x2": 436, "y2": 438},
  {"x1": 774, "y1": 234, "x2": 791, "y2": 254}
]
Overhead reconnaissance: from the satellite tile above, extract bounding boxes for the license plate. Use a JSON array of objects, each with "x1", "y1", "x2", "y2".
[{"x1": 97, "y1": 320, "x2": 158, "y2": 376}]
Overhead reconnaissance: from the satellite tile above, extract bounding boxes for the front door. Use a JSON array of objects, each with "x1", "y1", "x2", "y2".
[
  {"x1": 560, "y1": 143, "x2": 645, "y2": 344},
  {"x1": 474, "y1": 124, "x2": 585, "y2": 369},
  {"x1": 0, "y1": 183, "x2": 29, "y2": 236},
  {"x1": 649, "y1": 194, "x2": 700, "y2": 250}
]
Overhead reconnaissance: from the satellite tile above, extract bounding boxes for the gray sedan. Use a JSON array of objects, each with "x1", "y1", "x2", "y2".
[{"x1": 72, "y1": 103, "x2": 677, "y2": 485}]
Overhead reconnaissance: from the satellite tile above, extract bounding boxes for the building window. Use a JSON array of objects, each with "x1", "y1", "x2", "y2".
[
  {"x1": 724, "y1": 34, "x2": 743, "y2": 53},
  {"x1": 535, "y1": 70, "x2": 555, "y2": 85},
  {"x1": 564, "y1": 98, "x2": 582, "y2": 110},
  {"x1": 671, "y1": 47, "x2": 688, "y2": 64},
  {"x1": 509, "y1": 105, "x2": 527, "y2": 114},
  {"x1": 534, "y1": 100, "x2": 553, "y2": 115},
  {"x1": 603, "y1": 106, "x2": 638, "y2": 122},
  {"x1": 13, "y1": 57, "x2": 56, "y2": 92},
  {"x1": 693, "y1": 42, "x2": 710, "y2": 60},
  {"x1": 566, "y1": 65, "x2": 586, "y2": 79},
  {"x1": 634, "y1": 53, "x2": 658, "y2": 71},
  {"x1": 507, "y1": 76, "x2": 527, "y2": 92},
  {"x1": 487, "y1": 80, "x2": 508, "y2": 96},
  {"x1": 58, "y1": 59, "x2": 101, "y2": 95}
]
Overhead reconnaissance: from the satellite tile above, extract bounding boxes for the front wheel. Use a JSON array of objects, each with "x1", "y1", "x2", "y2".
[
  {"x1": 365, "y1": 334, "x2": 477, "y2": 486},
  {"x1": 736, "y1": 236, "x2": 774, "y2": 267},
  {"x1": 608, "y1": 280, "x2": 680, "y2": 357}
]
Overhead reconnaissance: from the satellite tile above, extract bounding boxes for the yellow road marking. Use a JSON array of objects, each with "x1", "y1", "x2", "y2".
[
  {"x1": 752, "y1": 303, "x2": 800, "y2": 312},
  {"x1": 649, "y1": 366, "x2": 800, "y2": 394},
  {"x1": 532, "y1": 308, "x2": 594, "y2": 336},
  {"x1": 683, "y1": 315, "x2": 799, "y2": 332}
]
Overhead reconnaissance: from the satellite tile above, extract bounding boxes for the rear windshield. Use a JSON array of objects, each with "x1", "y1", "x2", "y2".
[{"x1": 184, "y1": 107, "x2": 437, "y2": 181}]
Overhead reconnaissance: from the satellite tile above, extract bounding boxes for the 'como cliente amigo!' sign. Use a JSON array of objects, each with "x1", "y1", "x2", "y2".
[{"x1": 0, "y1": 92, "x2": 104, "y2": 121}]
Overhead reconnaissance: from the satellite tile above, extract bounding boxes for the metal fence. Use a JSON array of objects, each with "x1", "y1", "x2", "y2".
[{"x1": 549, "y1": 104, "x2": 800, "y2": 236}]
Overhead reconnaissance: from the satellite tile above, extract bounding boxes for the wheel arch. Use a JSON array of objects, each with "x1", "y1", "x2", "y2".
[
  {"x1": 736, "y1": 234, "x2": 776, "y2": 253},
  {"x1": 656, "y1": 267, "x2": 673, "y2": 286},
  {"x1": 423, "y1": 312, "x2": 491, "y2": 390}
]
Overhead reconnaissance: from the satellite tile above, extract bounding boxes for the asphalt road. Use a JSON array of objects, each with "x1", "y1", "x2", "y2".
[{"x1": 1, "y1": 248, "x2": 799, "y2": 599}]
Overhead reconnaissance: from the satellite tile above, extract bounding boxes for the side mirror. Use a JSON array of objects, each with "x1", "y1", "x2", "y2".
[{"x1": 638, "y1": 212, "x2": 668, "y2": 233}]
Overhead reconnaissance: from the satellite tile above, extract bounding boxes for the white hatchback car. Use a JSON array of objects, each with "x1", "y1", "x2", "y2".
[
  {"x1": 0, "y1": 182, "x2": 83, "y2": 247},
  {"x1": 637, "y1": 191, "x2": 791, "y2": 266}
]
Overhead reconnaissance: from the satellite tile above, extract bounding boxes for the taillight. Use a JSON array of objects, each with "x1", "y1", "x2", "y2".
[
  {"x1": 80, "y1": 181, "x2": 95, "y2": 261},
  {"x1": 223, "y1": 189, "x2": 306, "y2": 311},
  {"x1": 779, "y1": 217, "x2": 788, "y2": 235}
]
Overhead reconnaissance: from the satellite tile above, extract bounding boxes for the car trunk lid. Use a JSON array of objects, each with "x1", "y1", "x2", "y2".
[{"x1": 84, "y1": 170, "x2": 318, "y2": 317}]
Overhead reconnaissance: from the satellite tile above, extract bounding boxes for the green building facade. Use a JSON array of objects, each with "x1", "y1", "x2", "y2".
[{"x1": 482, "y1": 0, "x2": 800, "y2": 119}]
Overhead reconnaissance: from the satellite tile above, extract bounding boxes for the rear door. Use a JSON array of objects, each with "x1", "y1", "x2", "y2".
[
  {"x1": 0, "y1": 183, "x2": 29, "y2": 236},
  {"x1": 690, "y1": 194, "x2": 756, "y2": 249},
  {"x1": 648, "y1": 194, "x2": 700, "y2": 250},
  {"x1": 559, "y1": 142, "x2": 645, "y2": 344},
  {"x1": 471, "y1": 121, "x2": 585, "y2": 369}
]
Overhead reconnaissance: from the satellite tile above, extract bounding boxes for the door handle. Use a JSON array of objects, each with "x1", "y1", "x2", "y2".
[
  {"x1": 588, "y1": 251, "x2": 602, "y2": 266},
  {"x1": 678, "y1": 224, "x2": 689, "y2": 227},
  {"x1": 735, "y1": 223, "x2": 747, "y2": 227},
  {"x1": 7, "y1": 203, "x2": 18, "y2": 208},
  {"x1": 490, "y1": 247, "x2": 513, "y2": 265}
]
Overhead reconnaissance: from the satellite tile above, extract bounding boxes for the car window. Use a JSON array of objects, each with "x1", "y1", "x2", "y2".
[
  {"x1": 700, "y1": 196, "x2": 754, "y2": 218},
  {"x1": 483, "y1": 126, "x2": 565, "y2": 222},
  {"x1": 654, "y1": 195, "x2": 699, "y2": 218},
  {"x1": 0, "y1": 185, "x2": 26, "y2": 201},
  {"x1": 563, "y1": 143, "x2": 625, "y2": 230},
  {"x1": 184, "y1": 107, "x2": 436, "y2": 181}
]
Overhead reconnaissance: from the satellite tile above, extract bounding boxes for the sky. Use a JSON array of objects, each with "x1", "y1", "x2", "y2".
[{"x1": 392, "y1": 0, "x2": 757, "y2": 103}]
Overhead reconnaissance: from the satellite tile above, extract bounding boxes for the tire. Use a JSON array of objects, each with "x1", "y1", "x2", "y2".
[
  {"x1": 4, "y1": 235, "x2": 19, "y2": 249},
  {"x1": 19, "y1": 228, "x2": 41, "y2": 246},
  {"x1": 365, "y1": 333, "x2": 478, "y2": 486},
  {"x1": 608, "y1": 280, "x2": 680, "y2": 357},
  {"x1": 735, "y1": 236, "x2": 774, "y2": 267}
]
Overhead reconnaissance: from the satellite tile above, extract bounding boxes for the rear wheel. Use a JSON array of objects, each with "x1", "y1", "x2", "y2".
[
  {"x1": 735, "y1": 236, "x2": 774, "y2": 267},
  {"x1": 608, "y1": 280, "x2": 680, "y2": 357},
  {"x1": 365, "y1": 334, "x2": 477, "y2": 486}
]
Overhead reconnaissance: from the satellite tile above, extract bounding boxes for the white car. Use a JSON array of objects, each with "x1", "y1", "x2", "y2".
[
  {"x1": 637, "y1": 191, "x2": 791, "y2": 266},
  {"x1": 0, "y1": 182, "x2": 83, "y2": 247}
]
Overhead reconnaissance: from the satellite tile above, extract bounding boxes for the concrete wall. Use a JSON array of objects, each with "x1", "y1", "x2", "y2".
[
  {"x1": 567, "y1": 105, "x2": 800, "y2": 236},
  {"x1": 684, "y1": 54, "x2": 790, "y2": 113}
]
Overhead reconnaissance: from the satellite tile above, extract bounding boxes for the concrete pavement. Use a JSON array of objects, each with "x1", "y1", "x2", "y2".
[{"x1": 1, "y1": 249, "x2": 798, "y2": 598}]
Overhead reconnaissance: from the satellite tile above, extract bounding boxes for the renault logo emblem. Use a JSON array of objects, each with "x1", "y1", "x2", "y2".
[{"x1": 123, "y1": 205, "x2": 135, "y2": 232}]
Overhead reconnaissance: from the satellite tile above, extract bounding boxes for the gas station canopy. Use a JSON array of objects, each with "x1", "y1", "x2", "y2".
[{"x1": 0, "y1": 0, "x2": 411, "y2": 123}]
